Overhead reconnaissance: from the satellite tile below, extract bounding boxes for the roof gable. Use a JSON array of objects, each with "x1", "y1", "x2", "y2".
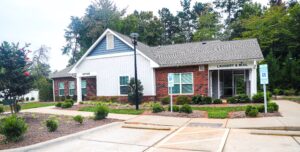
[{"x1": 88, "y1": 35, "x2": 133, "y2": 56}]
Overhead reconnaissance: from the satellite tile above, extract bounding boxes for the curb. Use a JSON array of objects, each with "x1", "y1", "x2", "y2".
[
  {"x1": 2, "y1": 122, "x2": 122, "y2": 152},
  {"x1": 251, "y1": 130, "x2": 300, "y2": 136},
  {"x1": 234, "y1": 126, "x2": 300, "y2": 131},
  {"x1": 122, "y1": 124, "x2": 171, "y2": 130}
]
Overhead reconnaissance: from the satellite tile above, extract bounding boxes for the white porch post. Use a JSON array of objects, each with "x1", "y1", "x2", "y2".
[
  {"x1": 52, "y1": 79, "x2": 55, "y2": 102},
  {"x1": 76, "y1": 76, "x2": 82, "y2": 102},
  {"x1": 250, "y1": 60, "x2": 257, "y2": 97}
]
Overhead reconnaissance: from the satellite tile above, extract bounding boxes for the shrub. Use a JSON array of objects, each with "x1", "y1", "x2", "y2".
[
  {"x1": 268, "y1": 102, "x2": 279, "y2": 112},
  {"x1": 284, "y1": 89, "x2": 296, "y2": 96},
  {"x1": 252, "y1": 92, "x2": 270, "y2": 103},
  {"x1": 60, "y1": 96, "x2": 66, "y2": 101},
  {"x1": 227, "y1": 97, "x2": 237, "y2": 104},
  {"x1": 73, "y1": 115, "x2": 84, "y2": 124},
  {"x1": 61, "y1": 102, "x2": 72, "y2": 108},
  {"x1": 45, "y1": 117, "x2": 59, "y2": 132},
  {"x1": 72, "y1": 95, "x2": 77, "y2": 101},
  {"x1": 94, "y1": 104, "x2": 109, "y2": 120},
  {"x1": 175, "y1": 96, "x2": 191, "y2": 105},
  {"x1": 213, "y1": 99, "x2": 222, "y2": 104},
  {"x1": 168, "y1": 105, "x2": 180, "y2": 112},
  {"x1": 30, "y1": 97, "x2": 35, "y2": 101},
  {"x1": 202, "y1": 96, "x2": 212, "y2": 104},
  {"x1": 79, "y1": 101, "x2": 84, "y2": 104},
  {"x1": 25, "y1": 97, "x2": 29, "y2": 101},
  {"x1": 258, "y1": 105, "x2": 265, "y2": 113},
  {"x1": 160, "y1": 96, "x2": 170, "y2": 105},
  {"x1": 179, "y1": 104, "x2": 193, "y2": 114},
  {"x1": 55, "y1": 102, "x2": 62, "y2": 107},
  {"x1": 192, "y1": 95, "x2": 202, "y2": 104},
  {"x1": 0, "y1": 115, "x2": 28, "y2": 142},
  {"x1": 238, "y1": 94, "x2": 251, "y2": 103},
  {"x1": 245, "y1": 106, "x2": 258, "y2": 117},
  {"x1": 152, "y1": 103, "x2": 165, "y2": 113},
  {"x1": 0, "y1": 106, "x2": 4, "y2": 113},
  {"x1": 65, "y1": 99, "x2": 74, "y2": 105},
  {"x1": 273, "y1": 88, "x2": 281, "y2": 99}
]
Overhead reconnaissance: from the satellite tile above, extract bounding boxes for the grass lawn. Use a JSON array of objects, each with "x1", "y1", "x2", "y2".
[
  {"x1": 192, "y1": 106, "x2": 248, "y2": 119},
  {"x1": 79, "y1": 106, "x2": 145, "y2": 115},
  {"x1": 2, "y1": 102, "x2": 56, "y2": 112}
]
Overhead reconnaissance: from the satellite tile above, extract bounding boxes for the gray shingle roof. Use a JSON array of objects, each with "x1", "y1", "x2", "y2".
[
  {"x1": 51, "y1": 30, "x2": 264, "y2": 79},
  {"x1": 114, "y1": 30, "x2": 263, "y2": 67},
  {"x1": 49, "y1": 65, "x2": 75, "y2": 79}
]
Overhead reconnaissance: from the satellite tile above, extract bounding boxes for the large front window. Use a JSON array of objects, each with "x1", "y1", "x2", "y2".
[
  {"x1": 119, "y1": 76, "x2": 129, "y2": 95},
  {"x1": 59, "y1": 82, "x2": 64, "y2": 96},
  {"x1": 69, "y1": 81, "x2": 75, "y2": 96},
  {"x1": 81, "y1": 80, "x2": 87, "y2": 96},
  {"x1": 168, "y1": 73, "x2": 193, "y2": 94}
]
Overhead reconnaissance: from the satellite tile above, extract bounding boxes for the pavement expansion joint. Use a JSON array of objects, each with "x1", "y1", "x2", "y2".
[{"x1": 79, "y1": 137, "x2": 149, "y2": 148}]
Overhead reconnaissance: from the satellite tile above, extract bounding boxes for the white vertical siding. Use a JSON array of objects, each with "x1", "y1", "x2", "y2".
[{"x1": 75, "y1": 53, "x2": 155, "y2": 96}]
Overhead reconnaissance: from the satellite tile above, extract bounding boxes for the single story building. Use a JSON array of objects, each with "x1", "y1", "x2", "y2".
[{"x1": 50, "y1": 28, "x2": 264, "y2": 102}]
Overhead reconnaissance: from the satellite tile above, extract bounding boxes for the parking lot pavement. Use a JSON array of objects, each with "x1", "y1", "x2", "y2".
[
  {"x1": 125, "y1": 115, "x2": 190, "y2": 127},
  {"x1": 148, "y1": 120, "x2": 228, "y2": 152},
  {"x1": 223, "y1": 129, "x2": 300, "y2": 152}
]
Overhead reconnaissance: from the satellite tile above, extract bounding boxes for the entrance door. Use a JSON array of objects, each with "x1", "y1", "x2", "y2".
[{"x1": 234, "y1": 74, "x2": 246, "y2": 95}]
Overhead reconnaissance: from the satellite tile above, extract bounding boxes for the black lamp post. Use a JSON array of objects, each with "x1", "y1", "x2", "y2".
[{"x1": 130, "y1": 33, "x2": 139, "y2": 110}]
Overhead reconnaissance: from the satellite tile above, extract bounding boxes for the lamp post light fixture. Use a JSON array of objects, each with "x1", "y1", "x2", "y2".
[{"x1": 130, "y1": 33, "x2": 139, "y2": 110}]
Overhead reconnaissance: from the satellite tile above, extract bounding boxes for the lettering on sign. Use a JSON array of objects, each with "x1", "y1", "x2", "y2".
[
  {"x1": 82, "y1": 73, "x2": 90, "y2": 76},
  {"x1": 216, "y1": 62, "x2": 248, "y2": 68}
]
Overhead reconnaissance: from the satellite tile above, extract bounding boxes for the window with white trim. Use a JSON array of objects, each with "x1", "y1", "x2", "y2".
[
  {"x1": 168, "y1": 73, "x2": 193, "y2": 94},
  {"x1": 69, "y1": 81, "x2": 75, "y2": 96},
  {"x1": 106, "y1": 33, "x2": 114, "y2": 50},
  {"x1": 58, "y1": 82, "x2": 64, "y2": 96},
  {"x1": 119, "y1": 76, "x2": 129, "y2": 95},
  {"x1": 81, "y1": 80, "x2": 87, "y2": 96}
]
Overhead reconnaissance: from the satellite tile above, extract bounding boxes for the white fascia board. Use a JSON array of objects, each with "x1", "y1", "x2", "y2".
[
  {"x1": 108, "y1": 29, "x2": 160, "y2": 68},
  {"x1": 86, "y1": 52, "x2": 133, "y2": 60},
  {"x1": 69, "y1": 29, "x2": 111, "y2": 73}
]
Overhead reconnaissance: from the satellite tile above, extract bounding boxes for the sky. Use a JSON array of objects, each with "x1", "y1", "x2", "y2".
[{"x1": 0, "y1": 0, "x2": 270, "y2": 72}]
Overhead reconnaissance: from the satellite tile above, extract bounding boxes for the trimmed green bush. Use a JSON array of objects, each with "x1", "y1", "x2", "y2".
[
  {"x1": 227, "y1": 97, "x2": 237, "y2": 104},
  {"x1": 258, "y1": 105, "x2": 265, "y2": 113},
  {"x1": 61, "y1": 102, "x2": 72, "y2": 108},
  {"x1": 73, "y1": 115, "x2": 84, "y2": 124},
  {"x1": 268, "y1": 102, "x2": 279, "y2": 112},
  {"x1": 168, "y1": 105, "x2": 180, "y2": 112},
  {"x1": 94, "y1": 104, "x2": 109, "y2": 120},
  {"x1": 252, "y1": 92, "x2": 264, "y2": 103},
  {"x1": 160, "y1": 96, "x2": 170, "y2": 105},
  {"x1": 0, "y1": 115, "x2": 28, "y2": 142},
  {"x1": 79, "y1": 101, "x2": 84, "y2": 104},
  {"x1": 202, "y1": 96, "x2": 212, "y2": 104},
  {"x1": 65, "y1": 99, "x2": 74, "y2": 105},
  {"x1": 284, "y1": 89, "x2": 296, "y2": 96},
  {"x1": 0, "y1": 106, "x2": 4, "y2": 113},
  {"x1": 15, "y1": 104, "x2": 21, "y2": 113},
  {"x1": 213, "y1": 99, "x2": 222, "y2": 104},
  {"x1": 245, "y1": 106, "x2": 258, "y2": 117},
  {"x1": 55, "y1": 102, "x2": 62, "y2": 107},
  {"x1": 192, "y1": 95, "x2": 202, "y2": 104},
  {"x1": 175, "y1": 96, "x2": 191, "y2": 105},
  {"x1": 238, "y1": 94, "x2": 251, "y2": 103},
  {"x1": 152, "y1": 103, "x2": 165, "y2": 113},
  {"x1": 45, "y1": 117, "x2": 58, "y2": 132},
  {"x1": 179, "y1": 104, "x2": 193, "y2": 114}
]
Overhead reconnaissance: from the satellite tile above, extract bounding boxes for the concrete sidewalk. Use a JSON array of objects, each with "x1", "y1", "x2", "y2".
[
  {"x1": 226, "y1": 100, "x2": 300, "y2": 130},
  {"x1": 22, "y1": 106, "x2": 138, "y2": 121}
]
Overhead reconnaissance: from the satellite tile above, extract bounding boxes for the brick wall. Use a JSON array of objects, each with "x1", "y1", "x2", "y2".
[{"x1": 155, "y1": 65, "x2": 208, "y2": 99}]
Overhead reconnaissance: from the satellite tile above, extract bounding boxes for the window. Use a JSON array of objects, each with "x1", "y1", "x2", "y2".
[
  {"x1": 168, "y1": 73, "x2": 193, "y2": 94},
  {"x1": 81, "y1": 80, "x2": 87, "y2": 96},
  {"x1": 69, "y1": 81, "x2": 75, "y2": 96},
  {"x1": 58, "y1": 82, "x2": 64, "y2": 96},
  {"x1": 119, "y1": 76, "x2": 129, "y2": 95},
  {"x1": 106, "y1": 33, "x2": 114, "y2": 50}
]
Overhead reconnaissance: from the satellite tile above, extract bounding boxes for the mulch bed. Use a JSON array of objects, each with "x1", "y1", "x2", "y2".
[
  {"x1": 0, "y1": 113, "x2": 120, "y2": 150},
  {"x1": 228, "y1": 111, "x2": 281, "y2": 119},
  {"x1": 142, "y1": 110, "x2": 207, "y2": 118}
]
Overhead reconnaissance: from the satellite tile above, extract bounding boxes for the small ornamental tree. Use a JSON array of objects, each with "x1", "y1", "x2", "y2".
[
  {"x1": 0, "y1": 42, "x2": 34, "y2": 114},
  {"x1": 128, "y1": 78, "x2": 144, "y2": 104}
]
